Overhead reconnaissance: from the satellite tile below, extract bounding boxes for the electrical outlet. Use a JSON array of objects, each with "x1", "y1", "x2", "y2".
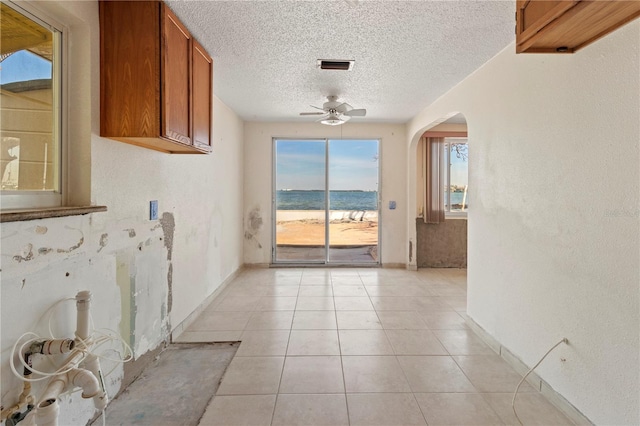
[
  {"x1": 389, "y1": 201, "x2": 396, "y2": 210},
  {"x1": 150, "y1": 200, "x2": 158, "y2": 220}
]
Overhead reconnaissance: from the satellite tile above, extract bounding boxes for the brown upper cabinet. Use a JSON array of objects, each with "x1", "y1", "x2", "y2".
[
  {"x1": 100, "y1": 0, "x2": 213, "y2": 153},
  {"x1": 516, "y1": 0, "x2": 640, "y2": 53}
]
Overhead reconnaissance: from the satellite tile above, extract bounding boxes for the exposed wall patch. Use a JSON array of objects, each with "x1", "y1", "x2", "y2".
[
  {"x1": 160, "y1": 212, "x2": 175, "y2": 315},
  {"x1": 56, "y1": 236, "x2": 84, "y2": 253},
  {"x1": 160, "y1": 213, "x2": 175, "y2": 261}
]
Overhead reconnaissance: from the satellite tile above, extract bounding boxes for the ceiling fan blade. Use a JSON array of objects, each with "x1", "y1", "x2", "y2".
[
  {"x1": 310, "y1": 105, "x2": 325, "y2": 111},
  {"x1": 336, "y1": 102, "x2": 353, "y2": 114},
  {"x1": 344, "y1": 108, "x2": 366, "y2": 117},
  {"x1": 300, "y1": 112, "x2": 326, "y2": 116}
]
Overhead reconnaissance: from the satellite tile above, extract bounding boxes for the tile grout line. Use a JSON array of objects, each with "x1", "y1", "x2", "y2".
[
  {"x1": 269, "y1": 273, "x2": 301, "y2": 426},
  {"x1": 336, "y1": 270, "x2": 352, "y2": 426}
]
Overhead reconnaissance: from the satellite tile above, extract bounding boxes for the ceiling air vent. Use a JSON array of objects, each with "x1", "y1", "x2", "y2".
[{"x1": 317, "y1": 59, "x2": 354, "y2": 71}]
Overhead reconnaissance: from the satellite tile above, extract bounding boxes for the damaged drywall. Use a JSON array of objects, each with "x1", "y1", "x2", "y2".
[
  {"x1": 159, "y1": 212, "x2": 175, "y2": 314},
  {"x1": 244, "y1": 206, "x2": 263, "y2": 248},
  {"x1": 12, "y1": 244, "x2": 34, "y2": 262}
]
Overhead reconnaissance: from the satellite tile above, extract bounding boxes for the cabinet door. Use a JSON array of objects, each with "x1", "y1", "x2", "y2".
[
  {"x1": 516, "y1": 0, "x2": 577, "y2": 48},
  {"x1": 192, "y1": 40, "x2": 213, "y2": 151},
  {"x1": 161, "y1": 4, "x2": 191, "y2": 145},
  {"x1": 100, "y1": 0, "x2": 161, "y2": 138}
]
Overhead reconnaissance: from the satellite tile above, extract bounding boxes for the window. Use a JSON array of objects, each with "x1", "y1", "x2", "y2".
[
  {"x1": 443, "y1": 138, "x2": 468, "y2": 215},
  {"x1": 1, "y1": 1, "x2": 63, "y2": 210}
]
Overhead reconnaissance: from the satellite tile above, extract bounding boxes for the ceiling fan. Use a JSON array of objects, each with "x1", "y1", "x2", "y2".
[{"x1": 300, "y1": 95, "x2": 367, "y2": 126}]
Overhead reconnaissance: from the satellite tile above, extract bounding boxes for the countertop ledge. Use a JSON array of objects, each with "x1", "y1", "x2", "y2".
[{"x1": 1, "y1": 206, "x2": 108, "y2": 223}]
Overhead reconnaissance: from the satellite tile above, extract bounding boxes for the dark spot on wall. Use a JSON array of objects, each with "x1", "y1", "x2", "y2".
[
  {"x1": 98, "y1": 233, "x2": 109, "y2": 253},
  {"x1": 13, "y1": 244, "x2": 34, "y2": 263},
  {"x1": 38, "y1": 247, "x2": 53, "y2": 255},
  {"x1": 21, "y1": 278, "x2": 26, "y2": 289},
  {"x1": 125, "y1": 229, "x2": 136, "y2": 238},
  {"x1": 409, "y1": 241, "x2": 413, "y2": 263},
  {"x1": 247, "y1": 207, "x2": 263, "y2": 234},
  {"x1": 244, "y1": 231, "x2": 262, "y2": 248},
  {"x1": 244, "y1": 207, "x2": 263, "y2": 248}
]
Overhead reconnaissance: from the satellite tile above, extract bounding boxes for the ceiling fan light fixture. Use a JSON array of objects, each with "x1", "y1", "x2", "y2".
[{"x1": 320, "y1": 116, "x2": 344, "y2": 126}]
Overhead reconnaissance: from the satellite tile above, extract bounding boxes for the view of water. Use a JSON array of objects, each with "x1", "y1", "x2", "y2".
[
  {"x1": 276, "y1": 190, "x2": 469, "y2": 210},
  {"x1": 277, "y1": 190, "x2": 378, "y2": 210},
  {"x1": 447, "y1": 192, "x2": 469, "y2": 208}
]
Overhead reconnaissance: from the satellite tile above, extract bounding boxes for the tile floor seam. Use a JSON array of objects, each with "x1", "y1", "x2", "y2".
[
  {"x1": 431, "y1": 327, "x2": 454, "y2": 356},
  {"x1": 476, "y1": 392, "x2": 507, "y2": 424},
  {"x1": 411, "y1": 390, "x2": 432, "y2": 425},
  {"x1": 332, "y1": 279, "x2": 354, "y2": 426}
]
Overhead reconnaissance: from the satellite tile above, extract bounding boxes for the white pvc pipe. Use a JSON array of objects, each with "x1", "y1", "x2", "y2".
[
  {"x1": 74, "y1": 291, "x2": 109, "y2": 410},
  {"x1": 38, "y1": 375, "x2": 68, "y2": 408},
  {"x1": 75, "y1": 291, "x2": 91, "y2": 342},
  {"x1": 35, "y1": 398, "x2": 59, "y2": 426},
  {"x1": 81, "y1": 355, "x2": 108, "y2": 410},
  {"x1": 68, "y1": 368, "x2": 101, "y2": 400}
]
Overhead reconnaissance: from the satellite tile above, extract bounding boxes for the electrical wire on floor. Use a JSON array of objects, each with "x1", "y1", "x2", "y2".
[{"x1": 512, "y1": 338, "x2": 568, "y2": 425}]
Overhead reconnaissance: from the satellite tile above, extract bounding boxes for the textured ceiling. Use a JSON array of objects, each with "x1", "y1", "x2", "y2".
[{"x1": 167, "y1": 0, "x2": 515, "y2": 123}]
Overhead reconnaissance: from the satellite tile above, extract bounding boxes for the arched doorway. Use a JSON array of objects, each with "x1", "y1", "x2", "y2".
[{"x1": 407, "y1": 112, "x2": 468, "y2": 270}]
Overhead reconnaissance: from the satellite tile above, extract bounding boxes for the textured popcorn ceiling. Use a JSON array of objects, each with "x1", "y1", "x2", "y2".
[{"x1": 167, "y1": 0, "x2": 515, "y2": 123}]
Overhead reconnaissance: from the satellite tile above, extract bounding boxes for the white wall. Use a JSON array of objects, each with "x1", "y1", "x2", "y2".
[
  {"x1": 1, "y1": 1, "x2": 244, "y2": 424},
  {"x1": 408, "y1": 22, "x2": 639, "y2": 425},
  {"x1": 243, "y1": 122, "x2": 407, "y2": 266}
]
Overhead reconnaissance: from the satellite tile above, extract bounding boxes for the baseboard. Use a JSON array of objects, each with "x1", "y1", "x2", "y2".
[
  {"x1": 170, "y1": 265, "x2": 245, "y2": 341},
  {"x1": 465, "y1": 316, "x2": 593, "y2": 426},
  {"x1": 245, "y1": 263, "x2": 270, "y2": 268},
  {"x1": 381, "y1": 262, "x2": 405, "y2": 269}
]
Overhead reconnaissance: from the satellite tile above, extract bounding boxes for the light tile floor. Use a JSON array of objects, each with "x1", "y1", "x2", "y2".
[{"x1": 177, "y1": 268, "x2": 574, "y2": 426}]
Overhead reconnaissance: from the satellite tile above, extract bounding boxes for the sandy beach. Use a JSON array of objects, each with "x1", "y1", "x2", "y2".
[{"x1": 276, "y1": 215, "x2": 378, "y2": 246}]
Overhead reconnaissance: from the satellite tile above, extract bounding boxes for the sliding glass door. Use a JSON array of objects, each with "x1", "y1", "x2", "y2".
[
  {"x1": 328, "y1": 139, "x2": 379, "y2": 263},
  {"x1": 273, "y1": 138, "x2": 379, "y2": 264},
  {"x1": 274, "y1": 139, "x2": 327, "y2": 262}
]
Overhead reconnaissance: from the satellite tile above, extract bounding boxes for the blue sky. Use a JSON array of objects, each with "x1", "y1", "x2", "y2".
[
  {"x1": 0, "y1": 51, "x2": 52, "y2": 85},
  {"x1": 448, "y1": 141, "x2": 469, "y2": 187},
  {"x1": 450, "y1": 150, "x2": 468, "y2": 186},
  {"x1": 276, "y1": 139, "x2": 379, "y2": 191}
]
